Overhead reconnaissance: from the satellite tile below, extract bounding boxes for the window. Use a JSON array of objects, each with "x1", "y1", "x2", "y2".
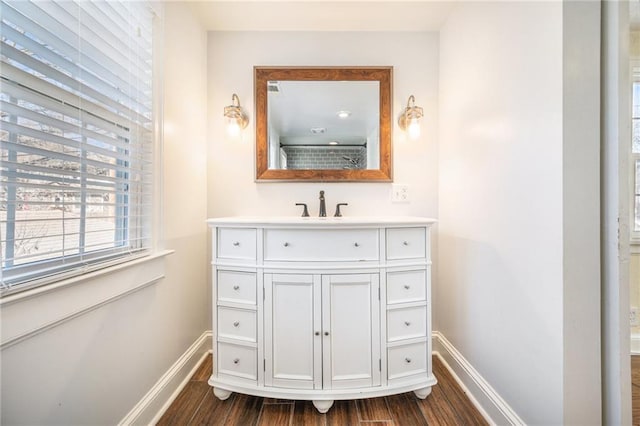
[
  {"x1": 633, "y1": 78, "x2": 640, "y2": 239},
  {"x1": 1, "y1": 1, "x2": 156, "y2": 294}
]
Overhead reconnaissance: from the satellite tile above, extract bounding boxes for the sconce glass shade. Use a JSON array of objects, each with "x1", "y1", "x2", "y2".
[
  {"x1": 224, "y1": 93, "x2": 249, "y2": 137},
  {"x1": 398, "y1": 95, "x2": 423, "y2": 139}
]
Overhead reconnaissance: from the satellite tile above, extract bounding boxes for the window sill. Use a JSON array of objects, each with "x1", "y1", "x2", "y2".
[{"x1": 0, "y1": 250, "x2": 174, "y2": 349}]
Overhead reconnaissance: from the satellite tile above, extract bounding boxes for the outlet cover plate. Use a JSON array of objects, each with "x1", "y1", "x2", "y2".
[{"x1": 392, "y1": 184, "x2": 410, "y2": 203}]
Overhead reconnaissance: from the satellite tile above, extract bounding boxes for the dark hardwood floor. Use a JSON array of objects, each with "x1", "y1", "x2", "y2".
[
  {"x1": 157, "y1": 355, "x2": 488, "y2": 425},
  {"x1": 633, "y1": 355, "x2": 640, "y2": 425}
]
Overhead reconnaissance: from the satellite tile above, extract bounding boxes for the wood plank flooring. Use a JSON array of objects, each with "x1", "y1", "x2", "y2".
[
  {"x1": 157, "y1": 355, "x2": 488, "y2": 425},
  {"x1": 633, "y1": 355, "x2": 640, "y2": 425}
]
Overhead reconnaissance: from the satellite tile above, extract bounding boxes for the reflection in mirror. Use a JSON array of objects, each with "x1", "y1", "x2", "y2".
[
  {"x1": 267, "y1": 81, "x2": 379, "y2": 171},
  {"x1": 255, "y1": 67, "x2": 392, "y2": 182}
]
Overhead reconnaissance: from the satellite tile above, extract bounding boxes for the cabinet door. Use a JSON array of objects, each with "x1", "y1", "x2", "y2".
[
  {"x1": 322, "y1": 274, "x2": 381, "y2": 389},
  {"x1": 264, "y1": 274, "x2": 322, "y2": 389}
]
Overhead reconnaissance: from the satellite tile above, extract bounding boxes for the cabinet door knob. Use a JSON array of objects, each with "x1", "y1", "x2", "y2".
[
  {"x1": 354, "y1": 242, "x2": 360, "y2": 247},
  {"x1": 405, "y1": 358, "x2": 412, "y2": 364},
  {"x1": 283, "y1": 242, "x2": 290, "y2": 247},
  {"x1": 233, "y1": 241, "x2": 240, "y2": 246},
  {"x1": 315, "y1": 331, "x2": 320, "y2": 336},
  {"x1": 233, "y1": 321, "x2": 240, "y2": 327},
  {"x1": 233, "y1": 358, "x2": 240, "y2": 364},
  {"x1": 403, "y1": 284, "x2": 410, "y2": 290},
  {"x1": 324, "y1": 331, "x2": 329, "y2": 336},
  {"x1": 403, "y1": 241, "x2": 409, "y2": 246},
  {"x1": 233, "y1": 285, "x2": 240, "y2": 291},
  {"x1": 404, "y1": 321, "x2": 411, "y2": 326}
]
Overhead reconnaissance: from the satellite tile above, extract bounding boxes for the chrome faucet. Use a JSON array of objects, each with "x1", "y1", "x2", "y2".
[{"x1": 319, "y1": 190, "x2": 326, "y2": 217}]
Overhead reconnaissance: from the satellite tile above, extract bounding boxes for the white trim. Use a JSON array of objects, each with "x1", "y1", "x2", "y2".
[
  {"x1": 1, "y1": 250, "x2": 173, "y2": 305},
  {"x1": 209, "y1": 375, "x2": 435, "y2": 401},
  {"x1": 432, "y1": 331, "x2": 524, "y2": 426},
  {"x1": 602, "y1": 2, "x2": 632, "y2": 424},
  {"x1": 119, "y1": 331, "x2": 213, "y2": 426}
]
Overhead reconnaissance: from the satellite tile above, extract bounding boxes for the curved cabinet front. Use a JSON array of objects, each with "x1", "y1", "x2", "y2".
[{"x1": 207, "y1": 217, "x2": 437, "y2": 413}]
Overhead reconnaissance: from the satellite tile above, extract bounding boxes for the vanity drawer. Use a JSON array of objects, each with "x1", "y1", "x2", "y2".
[
  {"x1": 218, "y1": 342, "x2": 257, "y2": 381},
  {"x1": 388, "y1": 342, "x2": 427, "y2": 380},
  {"x1": 264, "y1": 229, "x2": 379, "y2": 262},
  {"x1": 386, "y1": 227, "x2": 426, "y2": 260},
  {"x1": 387, "y1": 306, "x2": 427, "y2": 342},
  {"x1": 217, "y1": 228, "x2": 257, "y2": 260},
  {"x1": 218, "y1": 307, "x2": 257, "y2": 343},
  {"x1": 217, "y1": 270, "x2": 257, "y2": 305},
  {"x1": 387, "y1": 270, "x2": 426, "y2": 304}
]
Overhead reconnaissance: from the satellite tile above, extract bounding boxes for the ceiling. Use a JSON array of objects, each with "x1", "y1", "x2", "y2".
[{"x1": 187, "y1": 1, "x2": 457, "y2": 32}]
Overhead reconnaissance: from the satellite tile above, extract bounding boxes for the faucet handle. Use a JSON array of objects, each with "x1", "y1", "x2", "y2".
[
  {"x1": 295, "y1": 203, "x2": 310, "y2": 217},
  {"x1": 334, "y1": 203, "x2": 348, "y2": 217}
]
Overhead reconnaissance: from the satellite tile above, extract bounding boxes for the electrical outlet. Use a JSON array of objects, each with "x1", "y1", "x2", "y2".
[
  {"x1": 631, "y1": 307, "x2": 639, "y2": 327},
  {"x1": 391, "y1": 184, "x2": 410, "y2": 203}
]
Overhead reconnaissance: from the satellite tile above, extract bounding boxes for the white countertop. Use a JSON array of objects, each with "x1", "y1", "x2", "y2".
[{"x1": 206, "y1": 216, "x2": 437, "y2": 227}]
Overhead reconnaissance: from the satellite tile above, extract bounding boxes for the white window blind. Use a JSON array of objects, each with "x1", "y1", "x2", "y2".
[
  {"x1": 0, "y1": 1, "x2": 155, "y2": 294},
  {"x1": 633, "y1": 74, "x2": 640, "y2": 238}
]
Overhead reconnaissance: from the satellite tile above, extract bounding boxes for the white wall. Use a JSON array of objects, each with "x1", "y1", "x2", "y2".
[
  {"x1": 439, "y1": 1, "x2": 602, "y2": 424},
  {"x1": 0, "y1": 4, "x2": 209, "y2": 424},
  {"x1": 561, "y1": 2, "x2": 601, "y2": 423},
  {"x1": 207, "y1": 31, "x2": 438, "y2": 219},
  {"x1": 438, "y1": 2, "x2": 564, "y2": 424}
]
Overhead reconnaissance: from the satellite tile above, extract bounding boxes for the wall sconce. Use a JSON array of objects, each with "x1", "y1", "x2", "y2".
[
  {"x1": 224, "y1": 93, "x2": 249, "y2": 137},
  {"x1": 398, "y1": 95, "x2": 423, "y2": 139}
]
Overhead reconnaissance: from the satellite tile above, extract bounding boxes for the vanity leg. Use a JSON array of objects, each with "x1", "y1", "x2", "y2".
[
  {"x1": 312, "y1": 400, "x2": 334, "y2": 413},
  {"x1": 213, "y1": 387, "x2": 232, "y2": 401},
  {"x1": 413, "y1": 387, "x2": 432, "y2": 399}
]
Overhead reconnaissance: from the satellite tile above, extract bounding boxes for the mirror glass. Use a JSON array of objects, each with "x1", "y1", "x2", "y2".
[
  {"x1": 267, "y1": 81, "x2": 379, "y2": 171},
  {"x1": 255, "y1": 67, "x2": 392, "y2": 181}
]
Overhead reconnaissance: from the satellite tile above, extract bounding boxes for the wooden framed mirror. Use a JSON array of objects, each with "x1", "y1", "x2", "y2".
[{"x1": 255, "y1": 66, "x2": 392, "y2": 182}]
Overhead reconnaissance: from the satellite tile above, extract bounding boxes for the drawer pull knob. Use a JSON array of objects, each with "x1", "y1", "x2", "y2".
[
  {"x1": 233, "y1": 285, "x2": 240, "y2": 291},
  {"x1": 233, "y1": 241, "x2": 240, "y2": 246},
  {"x1": 404, "y1": 321, "x2": 411, "y2": 326},
  {"x1": 315, "y1": 331, "x2": 320, "y2": 336},
  {"x1": 403, "y1": 241, "x2": 409, "y2": 246},
  {"x1": 404, "y1": 284, "x2": 410, "y2": 290},
  {"x1": 405, "y1": 358, "x2": 412, "y2": 364},
  {"x1": 283, "y1": 242, "x2": 290, "y2": 247},
  {"x1": 354, "y1": 242, "x2": 360, "y2": 247},
  {"x1": 233, "y1": 358, "x2": 240, "y2": 365},
  {"x1": 233, "y1": 321, "x2": 240, "y2": 327},
  {"x1": 324, "y1": 331, "x2": 329, "y2": 336}
]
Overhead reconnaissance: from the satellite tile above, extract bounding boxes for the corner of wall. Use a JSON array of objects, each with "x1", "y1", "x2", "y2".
[
  {"x1": 432, "y1": 332, "x2": 524, "y2": 425},
  {"x1": 119, "y1": 332, "x2": 213, "y2": 425}
]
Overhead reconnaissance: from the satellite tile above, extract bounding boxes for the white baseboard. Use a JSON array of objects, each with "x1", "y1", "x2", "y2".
[
  {"x1": 119, "y1": 331, "x2": 212, "y2": 426},
  {"x1": 432, "y1": 331, "x2": 524, "y2": 426}
]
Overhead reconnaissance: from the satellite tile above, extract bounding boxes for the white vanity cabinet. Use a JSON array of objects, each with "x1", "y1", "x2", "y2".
[
  {"x1": 264, "y1": 273, "x2": 380, "y2": 391},
  {"x1": 207, "y1": 217, "x2": 436, "y2": 413}
]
